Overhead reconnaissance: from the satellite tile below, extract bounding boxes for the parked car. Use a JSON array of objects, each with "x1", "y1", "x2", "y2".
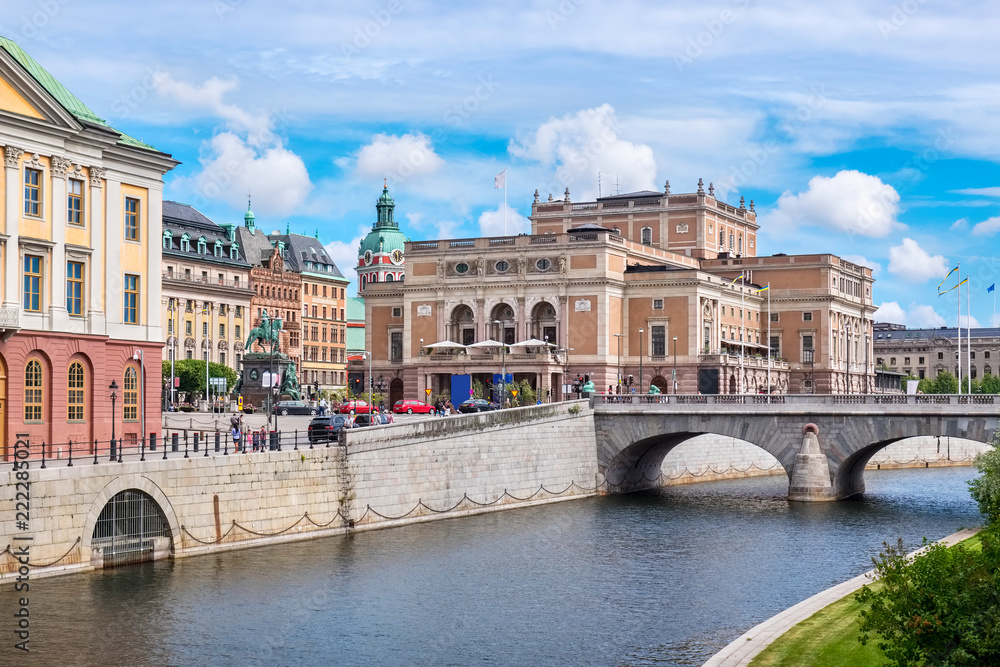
[
  {"x1": 274, "y1": 400, "x2": 317, "y2": 416},
  {"x1": 307, "y1": 414, "x2": 349, "y2": 443},
  {"x1": 339, "y1": 399, "x2": 373, "y2": 415},
  {"x1": 458, "y1": 398, "x2": 499, "y2": 413},
  {"x1": 393, "y1": 399, "x2": 434, "y2": 415}
]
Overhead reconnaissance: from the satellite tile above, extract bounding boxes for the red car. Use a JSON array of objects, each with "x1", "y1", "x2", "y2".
[
  {"x1": 393, "y1": 399, "x2": 434, "y2": 415},
  {"x1": 339, "y1": 399, "x2": 373, "y2": 415}
]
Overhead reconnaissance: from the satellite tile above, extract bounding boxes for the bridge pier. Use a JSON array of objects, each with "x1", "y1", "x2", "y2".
[{"x1": 787, "y1": 424, "x2": 835, "y2": 502}]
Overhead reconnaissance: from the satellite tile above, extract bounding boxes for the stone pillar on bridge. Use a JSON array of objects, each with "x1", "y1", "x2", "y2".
[{"x1": 787, "y1": 423, "x2": 834, "y2": 502}]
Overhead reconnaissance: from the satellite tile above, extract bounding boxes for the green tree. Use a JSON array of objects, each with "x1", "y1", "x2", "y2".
[
  {"x1": 980, "y1": 373, "x2": 1000, "y2": 395},
  {"x1": 969, "y1": 444, "x2": 1000, "y2": 527},
  {"x1": 163, "y1": 360, "x2": 237, "y2": 396},
  {"x1": 900, "y1": 373, "x2": 918, "y2": 392},
  {"x1": 856, "y1": 533, "x2": 1000, "y2": 666},
  {"x1": 924, "y1": 370, "x2": 959, "y2": 394}
]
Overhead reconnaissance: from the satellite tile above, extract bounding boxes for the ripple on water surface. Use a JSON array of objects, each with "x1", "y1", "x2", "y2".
[{"x1": 3, "y1": 467, "x2": 981, "y2": 667}]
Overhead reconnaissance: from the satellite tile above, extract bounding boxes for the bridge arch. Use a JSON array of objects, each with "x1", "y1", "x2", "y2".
[{"x1": 83, "y1": 475, "x2": 180, "y2": 568}]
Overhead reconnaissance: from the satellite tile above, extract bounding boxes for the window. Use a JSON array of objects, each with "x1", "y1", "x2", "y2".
[
  {"x1": 214, "y1": 240, "x2": 223, "y2": 257},
  {"x1": 770, "y1": 313, "x2": 779, "y2": 322},
  {"x1": 770, "y1": 336, "x2": 780, "y2": 358},
  {"x1": 322, "y1": 286, "x2": 327, "y2": 297},
  {"x1": 123, "y1": 367, "x2": 138, "y2": 421},
  {"x1": 971, "y1": 351, "x2": 976, "y2": 359},
  {"x1": 24, "y1": 168, "x2": 41, "y2": 217},
  {"x1": 641, "y1": 227, "x2": 652, "y2": 245},
  {"x1": 235, "y1": 325, "x2": 241, "y2": 340},
  {"x1": 718, "y1": 230, "x2": 724, "y2": 246},
  {"x1": 163, "y1": 231, "x2": 172, "y2": 249},
  {"x1": 392, "y1": 307, "x2": 402, "y2": 317},
  {"x1": 651, "y1": 326, "x2": 666, "y2": 356},
  {"x1": 67, "y1": 261, "x2": 84, "y2": 315},
  {"x1": 124, "y1": 197, "x2": 140, "y2": 241},
  {"x1": 456, "y1": 263, "x2": 468, "y2": 275},
  {"x1": 312, "y1": 284, "x2": 318, "y2": 296},
  {"x1": 123, "y1": 274, "x2": 139, "y2": 323},
  {"x1": 220, "y1": 352, "x2": 226, "y2": 366},
  {"x1": 168, "y1": 319, "x2": 174, "y2": 334},
  {"x1": 185, "y1": 320, "x2": 192, "y2": 335},
  {"x1": 203, "y1": 322, "x2": 209, "y2": 336},
  {"x1": 987, "y1": 351, "x2": 992, "y2": 359},
  {"x1": 938, "y1": 352, "x2": 944, "y2": 360},
  {"x1": 23, "y1": 255, "x2": 41, "y2": 312},
  {"x1": 186, "y1": 350, "x2": 193, "y2": 360},
  {"x1": 890, "y1": 357, "x2": 897, "y2": 366},
  {"x1": 495, "y1": 260, "x2": 510, "y2": 273},
  {"x1": 197, "y1": 238, "x2": 207, "y2": 255},
  {"x1": 653, "y1": 299, "x2": 663, "y2": 310},
  {"x1": 312, "y1": 305, "x2": 318, "y2": 318},
  {"x1": 390, "y1": 332, "x2": 403, "y2": 361},
  {"x1": 322, "y1": 326, "x2": 327, "y2": 342},
  {"x1": 729, "y1": 233, "x2": 734, "y2": 249},
  {"x1": 68, "y1": 361, "x2": 85, "y2": 421},
  {"x1": 180, "y1": 234, "x2": 190, "y2": 252},
  {"x1": 24, "y1": 359, "x2": 43, "y2": 421},
  {"x1": 536, "y1": 258, "x2": 552, "y2": 271},
  {"x1": 322, "y1": 307, "x2": 327, "y2": 319},
  {"x1": 219, "y1": 323, "x2": 226, "y2": 339},
  {"x1": 904, "y1": 357, "x2": 910, "y2": 365},
  {"x1": 68, "y1": 179, "x2": 84, "y2": 225},
  {"x1": 802, "y1": 312, "x2": 813, "y2": 321}
]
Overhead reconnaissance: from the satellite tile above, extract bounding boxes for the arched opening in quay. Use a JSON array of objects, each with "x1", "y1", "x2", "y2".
[{"x1": 91, "y1": 489, "x2": 173, "y2": 568}]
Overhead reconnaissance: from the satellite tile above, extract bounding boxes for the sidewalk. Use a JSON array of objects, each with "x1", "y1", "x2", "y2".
[{"x1": 702, "y1": 527, "x2": 981, "y2": 666}]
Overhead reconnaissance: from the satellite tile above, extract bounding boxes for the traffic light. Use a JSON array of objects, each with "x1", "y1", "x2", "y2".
[{"x1": 628, "y1": 374, "x2": 634, "y2": 386}]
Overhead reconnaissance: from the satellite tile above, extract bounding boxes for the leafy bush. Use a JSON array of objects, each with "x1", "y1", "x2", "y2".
[{"x1": 969, "y1": 445, "x2": 1000, "y2": 527}]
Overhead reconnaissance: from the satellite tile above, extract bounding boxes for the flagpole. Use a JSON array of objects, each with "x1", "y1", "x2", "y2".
[
  {"x1": 957, "y1": 262, "x2": 962, "y2": 394},
  {"x1": 503, "y1": 169, "x2": 507, "y2": 236},
  {"x1": 740, "y1": 272, "x2": 745, "y2": 393},
  {"x1": 967, "y1": 275, "x2": 972, "y2": 393},
  {"x1": 766, "y1": 282, "x2": 771, "y2": 397}
]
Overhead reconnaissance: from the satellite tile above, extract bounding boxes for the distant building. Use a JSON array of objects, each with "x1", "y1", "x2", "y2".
[
  {"x1": 0, "y1": 36, "x2": 176, "y2": 453},
  {"x1": 267, "y1": 231, "x2": 349, "y2": 395},
  {"x1": 160, "y1": 201, "x2": 253, "y2": 383},
  {"x1": 360, "y1": 182, "x2": 875, "y2": 404},
  {"x1": 874, "y1": 325, "x2": 1000, "y2": 382}
]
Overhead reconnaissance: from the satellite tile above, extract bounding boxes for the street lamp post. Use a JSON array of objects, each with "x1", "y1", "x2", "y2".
[
  {"x1": 169, "y1": 299, "x2": 177, "y2": 409},
  {"x1": 846, "y1": 322, "x2": 852, "y2": 395},
  {"x1": 493, "y1": 320, "x2": 508, "y2": 406},
  {"x1": 109, "y1": 379, "x2": 118, "y2": 461},
  {"x1": 614, "y1": 333, "x2": 625, "y2": 394},
  {"x1": 638, "y1": 328, "x2": 644, "y2": 394},
  {"x1": 672, "y1": 336, "x2": 678, "y2": 394}
]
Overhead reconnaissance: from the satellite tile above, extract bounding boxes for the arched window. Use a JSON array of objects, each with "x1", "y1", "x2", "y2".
[
  {"x1": 729, "y1": 233, "x2": 734, "y2": 249},
  {"x1": 24, "y1": 359, "x2": 43, "y2": 421},
  {"x1": 738, "y1": 236, "x2": 743, "y2": 254},
  {"x1": 230, "y1": 243, "x2": 239, "y2": 260},
  {"x1": 180, "y1": 233, "x2": 190, "y2": 252},
  {"x1": 68, "y1": 361, "x2": 85, "y2": 421},
  {"x1": 718, "y1": 230, "x2": 724, "y2": 246},
  {"x1": 214, "y1": 240, "x2": 223, "y2": 257},
  {"x1": 123, "y1": 367, "x2": 138, "y2": 421},
  {"x1": 641, "y1": 226, "x2": 652, "y2": 245},
  {"x1": 197, "y1": 237, "x2": 207, "y2": 254}
]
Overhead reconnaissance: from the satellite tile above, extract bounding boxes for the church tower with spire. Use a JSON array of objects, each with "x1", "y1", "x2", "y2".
[{"x1": 358, "y1": 182, "x2": 407, "y2": 291}]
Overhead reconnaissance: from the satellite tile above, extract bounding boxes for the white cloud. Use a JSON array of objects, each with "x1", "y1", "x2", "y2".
[
  {"x1": 972, "y1": 216, "x2": 1000, "y2": 236},
  {"x1": 324, "y1": 232, "x2": 367, "y2": 296},
  {"x1": 950, "y1": 218, "x2": 968, "y2": 231},
  {"x1": 876, "y1": 302, "x2": 946, "y2": 328},
  {"x1": 509, "y1": 104, "x2": 657, "y2": 201},
  {"x1": 354, "y1": 133, "x2": 444, "y2": 182},
  {"x1": 959, "y1": 314, "x2": 982, "y2": 328},
  {"x1": 952, "y1": 187, "x2": 1000, "y2": 197},
  {"x1": 765, "y1": 170, "x2": 901, "y2": 237},
  {"x1": 478, "y1": 205, "x2": 531, "y2": 237},
  {"x1": 189, "y1": 132, "x2": 312, "y2": 217},
  {"x1": 874, "y1": 302, "x2": 906, "y2": 324},
  {"x1": 154, "y1": 73, "x2": 272, "y2": 143},
  {"x1": 887, "y1": 238, "x2": 950, "y2": 282}
]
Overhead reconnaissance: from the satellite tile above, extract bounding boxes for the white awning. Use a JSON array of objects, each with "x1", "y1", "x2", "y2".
[
  {"x1": 508, "y1": 338, "x2": 554, "y2": 348},
  {"x1": 467, "y1": 339, "x2": 505, "y2": 348},
  {"x1": 423, "y1": 340, "x2": 467, "y2": 350}
]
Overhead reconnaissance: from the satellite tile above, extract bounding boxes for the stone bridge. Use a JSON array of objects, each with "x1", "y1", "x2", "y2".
[{"x1": 593, "y1": 394, "x2": 1000, "y2": 500}]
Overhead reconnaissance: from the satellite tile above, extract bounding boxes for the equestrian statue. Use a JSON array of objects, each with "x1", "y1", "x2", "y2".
[{"x1": 245, "y1": 309, "x2": 283, "y2": 352}]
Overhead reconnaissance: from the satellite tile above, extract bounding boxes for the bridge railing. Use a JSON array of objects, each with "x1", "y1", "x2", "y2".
[{"x1": 591, "y1": 393, "x2": 1000, "y2": 406}]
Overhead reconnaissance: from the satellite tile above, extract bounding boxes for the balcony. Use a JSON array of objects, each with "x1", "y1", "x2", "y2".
[
  {"x1": 0, "y1": 306, "x2": 19, "y2": 338},
  {"x1": 162, "y1": 272, "x2": 253, "y2": 291}
]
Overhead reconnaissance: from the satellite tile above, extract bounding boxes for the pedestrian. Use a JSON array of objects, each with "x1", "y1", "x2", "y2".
[
  {"x1": 319, "y1": 397, "x2": 328, "y2": 416},
  {"x1": 231, "y1": 424, "x2": 241, "y2": 453}
]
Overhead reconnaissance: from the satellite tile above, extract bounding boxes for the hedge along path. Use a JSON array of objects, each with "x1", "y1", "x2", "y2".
[{"x1": 702, "y1": 528, "x2": 981, "y2": 667}]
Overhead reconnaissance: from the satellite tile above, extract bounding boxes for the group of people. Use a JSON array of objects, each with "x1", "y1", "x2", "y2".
[
  {"x1": 433, "y1": 399, "x2": 455, "y2": 416},
  {"x1": 228, "y1": 414, "x2": 273, "y2": 453}
]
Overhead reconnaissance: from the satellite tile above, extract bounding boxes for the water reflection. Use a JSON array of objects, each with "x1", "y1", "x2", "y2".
[{"x1": 5, "y1": 467, "x2": 981, "y2": 667}]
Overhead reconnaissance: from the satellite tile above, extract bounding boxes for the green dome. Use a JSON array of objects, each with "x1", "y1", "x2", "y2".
[{"x1": 358, "y1": 184, "x2": 408, "y2": 257}]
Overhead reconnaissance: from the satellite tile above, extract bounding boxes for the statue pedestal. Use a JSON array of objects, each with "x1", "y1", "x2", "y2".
[{"x1": 239, "y1": 354, "x2": 292, "y2": 411}]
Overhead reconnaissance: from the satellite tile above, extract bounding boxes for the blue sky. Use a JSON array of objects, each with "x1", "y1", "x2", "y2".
[{"x1": 5, "y1": 0, "x2": 1000, "y2": 325}]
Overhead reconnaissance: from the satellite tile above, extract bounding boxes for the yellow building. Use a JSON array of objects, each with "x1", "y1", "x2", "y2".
[{"x1": 0, "y1": 36, "x2": 176, "y2": 455}]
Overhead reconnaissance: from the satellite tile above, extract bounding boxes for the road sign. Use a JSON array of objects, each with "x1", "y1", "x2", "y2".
[
  {"x1": 425, "y1": 388, "x2": 432, "y2": 396},
  {"x1": 238, "y1": 396, "x2": 243, "y2": 410},
  {"x1": 511, "y1": 389, "x2": 518, "y2": 397}
]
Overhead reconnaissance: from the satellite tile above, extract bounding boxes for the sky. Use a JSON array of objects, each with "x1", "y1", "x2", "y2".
[{"x1": 4, "y1": 0, "x2": 1000, "y2": 326}]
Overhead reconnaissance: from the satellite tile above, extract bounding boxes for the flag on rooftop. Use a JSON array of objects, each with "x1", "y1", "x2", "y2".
[
  {"x1": 494, "y1": 169, "x2": 506, "y2": 189},
  {"x1": 937, "y1": 266, "x2": 959, "y2": 294},
  {"x1": 754, "y1": 285, "x2": 769, "y2": 293},
  {"x1": 988, "y1": 283, "x2": 995, "y2": 293}
]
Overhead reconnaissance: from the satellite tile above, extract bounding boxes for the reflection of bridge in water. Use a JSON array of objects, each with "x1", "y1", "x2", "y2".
[{"x1": 593, "y1": 393, "x2": 999, "y2": 500}]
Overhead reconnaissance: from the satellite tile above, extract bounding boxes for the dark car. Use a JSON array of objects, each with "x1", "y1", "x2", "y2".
[
  {"x1": 308, "y1": 414, "x2": 349, "y2": 443},
  {"x1": 458, "y1": 398, "x2": 499, "y2": 413},
  {"x1": 275, "y1": 400, "x2": 317, "y2": 416}
]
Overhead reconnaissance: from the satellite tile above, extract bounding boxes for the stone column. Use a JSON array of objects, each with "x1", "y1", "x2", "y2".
[
  {"x1": 3, "y1": 146, "x2": 23, "y2": 310},
  {"x1": 88, "y1": 167, "x2": 106, "y2": 330},
  {"x1": 50, "y1": 156, "x2": 72, "y2": 330}
]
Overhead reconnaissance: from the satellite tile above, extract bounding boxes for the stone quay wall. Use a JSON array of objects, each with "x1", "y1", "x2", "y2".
[{"x1": 0, "y1": 401, "x2": 598, "y2": 583}]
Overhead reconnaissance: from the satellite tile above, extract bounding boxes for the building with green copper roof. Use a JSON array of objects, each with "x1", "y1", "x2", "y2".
[{"x1": 357, "y1": 184, "x2": 408, "y2": 290}]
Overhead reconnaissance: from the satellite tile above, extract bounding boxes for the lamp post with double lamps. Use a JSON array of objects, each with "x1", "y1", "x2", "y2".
[
  {"x1": 493, "y1": 320, "x2": 509, "y2": 406},
  {"x1": 109, "y1": 380, "x2": 118, "y2": 461},
  {"x1": 672, "y1": 336, "x2": 678, "y2": 394},
  {"x1": 638, "y1": 328, "x2": 644, "y2": 394}
]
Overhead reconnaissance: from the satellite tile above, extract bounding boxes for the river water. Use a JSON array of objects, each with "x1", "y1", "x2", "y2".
[{"x1": 3, "y1": 467, "x2": 983, "y2": 667}]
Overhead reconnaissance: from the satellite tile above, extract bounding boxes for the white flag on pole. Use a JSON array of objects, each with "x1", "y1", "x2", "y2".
[{"x1": 495, "y1": 169, "x2": 506, "y2": 189}]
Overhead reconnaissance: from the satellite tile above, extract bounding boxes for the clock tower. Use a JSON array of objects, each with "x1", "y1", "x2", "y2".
[{"x1": 357, "y1": 182, "x2": 408, "y2": 291}]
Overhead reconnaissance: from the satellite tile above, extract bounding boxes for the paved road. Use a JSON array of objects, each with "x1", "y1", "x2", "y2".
[{"x1": 161, "y1": 409, "x2": 437, "y2": 435}]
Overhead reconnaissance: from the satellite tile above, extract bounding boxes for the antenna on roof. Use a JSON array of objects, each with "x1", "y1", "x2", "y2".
[
  {"x1": 616, "y1": 175, "x2": 620, "y2": 195},
  {"x1": 598, "y1": 171, "x2": 602, "y2": 198}
]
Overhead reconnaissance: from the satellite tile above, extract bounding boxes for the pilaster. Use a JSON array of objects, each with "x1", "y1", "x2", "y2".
[{"x1": 4, "y1": 146, "x2": 23, "y2": 310}]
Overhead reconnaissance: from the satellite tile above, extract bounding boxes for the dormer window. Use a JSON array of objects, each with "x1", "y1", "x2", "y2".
[
  {"x1": 180, "y1": 233, "x2": 191, "y2": 252},
  {"x1": 230, "y1": 243, "x2": 239, "y2": 260},
  {"x1": 197, "y1": 237, "x2": 207, "y2": 255},
  {"x1": 162, "y1": 230, "x2": 172, "y2": 249},
  {"x1": 214, "y1": 240, "x2": 223, "y2": 257}
]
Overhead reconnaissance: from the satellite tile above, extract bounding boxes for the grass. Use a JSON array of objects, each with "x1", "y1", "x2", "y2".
[{"x1": 750, "y1": 533, "x2": 984, "y2": 667}]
